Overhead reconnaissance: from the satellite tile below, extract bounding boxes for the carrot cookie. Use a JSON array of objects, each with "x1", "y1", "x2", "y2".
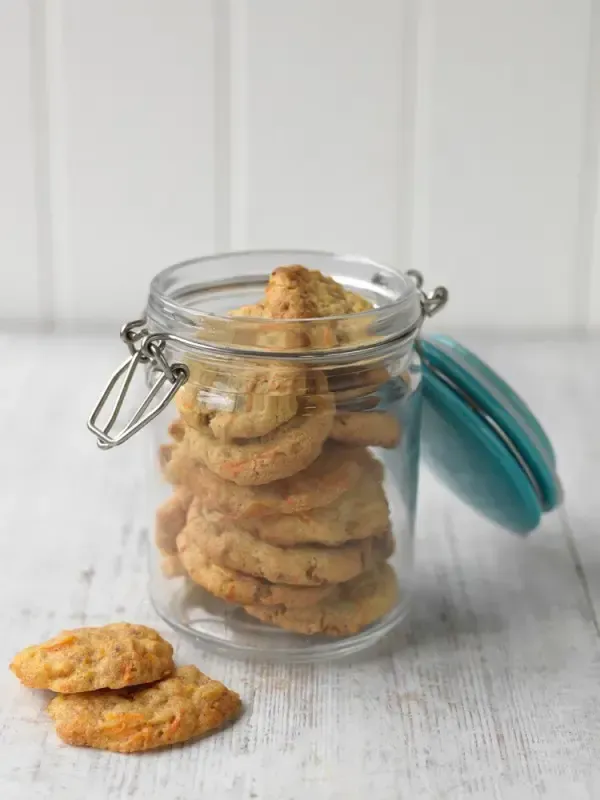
[
  {"x1": 177, "y1": 530, "x2": 336, "y2": 607},
  {"x1": 179, "y1": 393, "x2": 335, "y2": 486},
  {"x1": 231, "y1": 264, "x2": 375, "y2": 349},
  {"x1": 327, "y1": 364, "x2": 390, "y2": 405},
  {"x1": 155, "y1": 488, "x2": 192, "y2": 578},
  {"x1": 243, "y1": 563, "x2": 398, "y2": 636},
  {"x1": 176, "y1": 363, "x2": 306, "y2": 441},
  {"x1": 329, "y1": 411, "x2": 401, "y2": 449},
  {"x1": 47, "y1": 665, "x2": 241, "y2": 753},
  {"x1": 155, "y1": 487, "x2": 192, "y2": 556},
  {"x1": 165, "y1": 441, "x2": 366, "y2": 519},
  {"x1": 188, "y1": 465, "x2": 389, "y2": 547},
  {"x1": 263, "y1": 265, "x2": 372, "y2": 318},
  {"x1": 10, "y1": 623, "x2": 174, "y2": 693},
  {"x1": 160, "y1": 554, "x2": 187, "y2": 579},
  {"x1": 182, "y1": 510, "x2": 390, "y2": 587},
  {"x1": 231, "y1": 264, "x2": 371, "y2": 319},
  {"x1": 168, "y1": 418, "x2": 186, "y2": 441}
]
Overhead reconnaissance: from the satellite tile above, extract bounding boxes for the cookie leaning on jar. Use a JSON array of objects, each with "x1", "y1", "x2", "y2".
[{"x1": 155, "y1": 264, "x2": 403, "y2": 636}]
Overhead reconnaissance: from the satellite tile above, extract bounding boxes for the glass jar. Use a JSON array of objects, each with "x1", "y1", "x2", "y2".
[{"x1": 89, "y1": 251, "x2": 447, "y2": 661}]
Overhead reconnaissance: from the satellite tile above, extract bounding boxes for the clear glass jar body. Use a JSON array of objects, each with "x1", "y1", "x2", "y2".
[{"x1": 144, "y1": 251, "x2": 423, "y2": 661}]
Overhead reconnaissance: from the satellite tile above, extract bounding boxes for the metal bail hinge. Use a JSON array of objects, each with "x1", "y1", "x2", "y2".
[
  {"x1": 407, "y1": 270, "x2": 449, "y2": 319},
  {"x1": 87, "y1": 319, "x2": 189, "y2": 449}
]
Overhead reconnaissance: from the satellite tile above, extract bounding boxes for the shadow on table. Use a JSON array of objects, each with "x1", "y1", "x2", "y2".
[
  {"x1": 341, "y1": 577, "x2": 509, "y2": 668},
  {"x1": 347, "y1": 519, "x2": 600, "y2": 666}
]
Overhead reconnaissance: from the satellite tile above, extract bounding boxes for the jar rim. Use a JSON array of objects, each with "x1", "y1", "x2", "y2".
[
  {"x1": 148, "y1": 248, "x2": 418, "y2": 316},
  {"x1": 146, "y1": 249, "x2": 422, "y2": 357}
]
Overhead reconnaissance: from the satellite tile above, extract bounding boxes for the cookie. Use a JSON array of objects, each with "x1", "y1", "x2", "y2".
[
  {"x1": 47, "y1": 665, "x2": 241, "y2": 753},
  {"x1": 208, "y1": 368, "x2": 304, "y2": 440},
  {"x1": 182, "y1": 509, "x2": 390, "y2": 586},
  {"x1": 176, "y1": 530, "x2": 336, "y2": 607},
  {"x1": 165, "y1": 441, "x2": 366, "y2": 518},
  {"x1": 243, "y1": 562, "x2": 398, "y2": 636},
  {"x1": 168, "y1": 418, "x2": 185, "y2": 441},
  {"x1": 179, "y1": 391, "x2": 335, "y2": 486},
  {"x1": 327, "y1": 364, "x2": 390, "y2": 405},
  {"x1": 335, "y1": 394, "x2": 381, "y2": 412},
  {"x1": 160, "y1": 554, "x2": 186, "y2": 578},
  {"x1": 231, "y1": 265, "x2": 371, "y2": 319},
  {"x1": 230, "y1": 265, "x2": 374, "y2": 349},
  {"x1": 188, "y1": 465, "x2": 389, "y2": 547},
  {"x1": 159, "y1": 442, "x2": 175, "y2": 470},
  {"x1": 176, "y1": 363, "x2": 305, "y2": 441},
  {"x1": 10, "y1": 623, "x2": 174, "y2": 693},
  {"x1": 264, "y1": 265, "x2": 372, "y2": 318},
  {"x1": 155, "y1": 487, "x2": 192, "y2": 556},
  {"x1": 329, "y1": 411, "x2": 401, "y2": 449}
]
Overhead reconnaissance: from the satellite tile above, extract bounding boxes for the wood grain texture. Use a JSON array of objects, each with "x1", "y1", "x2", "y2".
[{"x1": 1, "y1": 334, "x2": 599, "y2": 798}]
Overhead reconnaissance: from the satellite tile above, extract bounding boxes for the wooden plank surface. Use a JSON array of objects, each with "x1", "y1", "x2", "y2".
[{"x1": 0, "y1": 334, "x2": 599, "y2": 799}]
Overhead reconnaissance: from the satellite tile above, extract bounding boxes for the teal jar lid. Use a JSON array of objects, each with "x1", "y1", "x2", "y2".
[{"x1": 419, "y1": 334, "x2": 562, "y2": 535}]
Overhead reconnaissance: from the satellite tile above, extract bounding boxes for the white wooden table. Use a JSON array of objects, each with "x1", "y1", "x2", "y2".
[{"x1": 1, "y1": 333, "x2": 599, "y2": 800}]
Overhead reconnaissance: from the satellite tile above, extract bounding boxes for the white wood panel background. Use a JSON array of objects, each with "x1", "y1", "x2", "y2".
[
  {"x1": 0, "y1": 1, "x2": 42, "y2": 323},
  {"x1": 1, "y1": 0, "x2": 599, "y2": 329}
]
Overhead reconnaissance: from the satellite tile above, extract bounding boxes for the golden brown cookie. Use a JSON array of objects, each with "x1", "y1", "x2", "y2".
[
  {"x1": 179, "y1": 392, "x2": 335, "y2": 486},
  {"x1": 155, "y1": 487, "x2": 192, "y2": 556},
  {"x1": 243, "y1": 562, "x2": 398, "y2": 636},
  {"x1": 231, "y1": 265, "x2": 371, "y2": 319},
  {"x1": 230, "y1": 265, "x2": 375, "y2": 349},
  {"x1": 160, "y1": 554, "x2": 186, "y2": 579},
  {"x1": 208, "y1": 368, "x2": 303, "y2": 440},
  {"x1": 165, "y1": 441, "x2": 366, "y2": 518},
  {"x1": 176, "y1": 363, "x2": 305, "y2": 441},
  {"x1": 176, "y1": 530, "x2": 336, "y2": 607},
  {"x1": 10, "y1": 624, "x2": 174, "y2": 693},
  {"x1": 187, "y1": 465, "x2": 389, "y2": 547},
  {"x1": 329, "y1": 411, "x2": 401, "y2": 449},
  {"x1": 182, "y1": 509, "x2": 390, "y2": 587},
  {"x1": 159, "y1": 443, "x2": 175, "y2": 470},
  {"x1": 47, "y1": 665, "x2": 241, "y2": 753},
  {"x1": 263, "y1": 265, "x2": 372, "y2": 318},
  {"x1": 168, "y1": 418, "x2": 186, "y2": 441},
  {"x1": 328, "y1": 364, "x2": 390, "y2": 405}
]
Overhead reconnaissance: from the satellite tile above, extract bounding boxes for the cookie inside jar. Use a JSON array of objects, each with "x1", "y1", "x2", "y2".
[{"x1": 150, "y1": 258, "x2": 420, "y2": 658}]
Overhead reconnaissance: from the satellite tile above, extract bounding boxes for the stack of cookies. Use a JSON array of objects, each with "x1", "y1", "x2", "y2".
[{"x1": 155, "y1": 266, "x2": 402, "y2": 637}]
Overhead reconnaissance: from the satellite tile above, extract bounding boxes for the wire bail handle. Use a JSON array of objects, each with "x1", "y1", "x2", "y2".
[
  {"x1": 87, "y1": 271, "x2": 447, "y2": 450},
  {"x1": 406, "y1": 270, "x2": 449, "y2": 319},
  {"x1": 87, "y1": 320, "x2": 189, "y2": 449}
]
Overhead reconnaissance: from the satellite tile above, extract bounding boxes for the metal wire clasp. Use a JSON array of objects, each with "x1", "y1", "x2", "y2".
[
  {"x1": 406, "y1": 270, "x2": 448, "y2": 318},
  {"x1": 87, "y1": 319, "x2": 189, "y2": 449}
]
